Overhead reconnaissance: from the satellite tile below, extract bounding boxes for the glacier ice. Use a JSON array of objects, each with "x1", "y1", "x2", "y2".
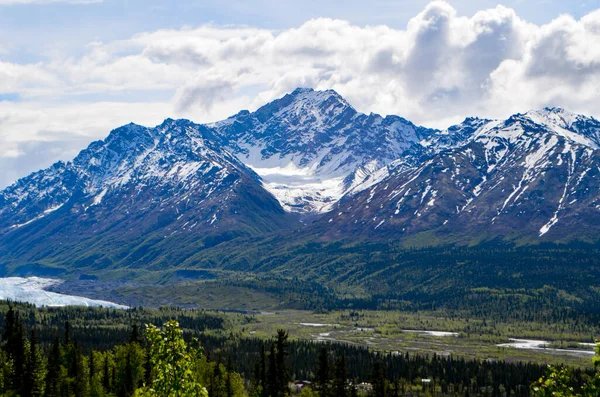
[{"x1": 0, "y1": 277, "x2": 128, "y2": 309}]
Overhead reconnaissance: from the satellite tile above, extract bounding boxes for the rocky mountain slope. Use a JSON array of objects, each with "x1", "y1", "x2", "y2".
[
  {"x1": 322, "y1": 108, "x2": 600, "y2": 242},
  {"x1": 210, "y1": 88, "x2": 437, "y2": 213},
  {"x1": 0, "y1": 119, "x2": 290, "y2": 270},
  {"x1": 2, "y1": 89, "x2": 600, "y2": 277}
]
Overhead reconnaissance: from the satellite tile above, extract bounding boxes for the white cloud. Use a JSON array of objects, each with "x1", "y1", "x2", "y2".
[
  {"x1": 2, "y1": 1, "x2": 600, "y2": 186},
  {"x1": 0, "y1": 100, "x2": 172, "y2": 187}
]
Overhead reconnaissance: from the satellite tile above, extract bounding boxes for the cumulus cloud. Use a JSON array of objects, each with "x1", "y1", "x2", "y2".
[
  {"x1": 0, "y1": 100, "x2": 173, "y2": 187},
  {"x1": 174, "y1": 77, "x2": 234, "y2": 112},
  {"x1": 2, "y1": 0, "x2": 600, "y2": 186}
]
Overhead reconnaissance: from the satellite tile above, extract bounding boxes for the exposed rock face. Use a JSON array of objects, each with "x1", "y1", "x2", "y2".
[{"x1": 2, "y1": 90, "x2": 600, "y2": 274}]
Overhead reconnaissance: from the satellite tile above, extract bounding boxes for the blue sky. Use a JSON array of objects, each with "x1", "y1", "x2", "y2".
[{"x1": 1, "y1": 0, "x2": 600, "y2": 188}]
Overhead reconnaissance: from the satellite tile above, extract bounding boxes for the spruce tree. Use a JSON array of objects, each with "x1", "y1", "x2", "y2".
[
  {"x1": 102, "y1": 354, "x2": 111, "y2": 394},
  {"x1": 45, "y1": 336, "x2": 62, "y2": 397},
  {"x1": 89, "y1": 352, "x2": 104, "y2": 397},
  {"x1": 24, "y1": 329, "x2": 46, "y2": 397},
  {"x1": 119, "y1": 350, "x2": 134, "y2": 397},
  {"x1": 0, "y1": 348, "x2": 9, "y2": 395},
  {"x1": 73, "y1": 345, "x2": 89, "y2": 397},
  {"x1": 259, "y1": 344, "x2": 267, "y2": 396},
  {"x1": 333, "y1": 355, "x2": 347, "y2": 397},
  {"x1": 130, "y1": 324, "x2": 140, "y2": 345},
  {"x1": 274, "y1": 330, "x2": 289, "y2": 397},
  {"x1": 64, "y1": 321, "x2": 72, "y2": 346},
  {"x1": 372, "y1": 362, "x2": 386, "y2": 397},
  {"x1": 89, "y1": 351, "x2": 95, "y2": 382},
  {"x1": 315, "y1": 347, "x2": 331, "y2": 397},
  {"x1": 1, "y1": 306, "x2": 15, "y2": 353},
  {"x1": 267, "y1": 344, "x2": 278, "y2": 397},
  {"x1": 226, "y1": 357, "x2": 234, "y2": 397},
  {"x1": 252, "y1": 344, "x2": 267, "y2": 397},
  {"x1": 9, "y1": 312, "x2": 26, "y2": 394}
]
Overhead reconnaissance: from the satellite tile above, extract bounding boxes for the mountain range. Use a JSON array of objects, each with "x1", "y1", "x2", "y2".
[{"x1": 1, "y1": 87, "x2": 600, "y2": 283}]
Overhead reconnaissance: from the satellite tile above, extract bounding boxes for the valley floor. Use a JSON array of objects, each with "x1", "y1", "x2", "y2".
[
  {"x1": 45, "y1": 278, "x2": 600, "y2": 368},
  {"x1": 236, "y1": 310, "x2": 596, "y2": 368},
  {"x1": 0, "y1": 275, "x2": 583, "y2": 369}
]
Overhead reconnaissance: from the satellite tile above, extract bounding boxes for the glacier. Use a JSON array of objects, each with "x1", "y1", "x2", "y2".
[{"x1": 0, "y1": 277, "x2": 128, "y2": 309}]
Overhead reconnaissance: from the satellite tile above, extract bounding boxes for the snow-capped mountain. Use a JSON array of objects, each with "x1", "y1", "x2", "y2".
[
  {"x1": 323, "y1": 107, "x2": 600, "y2": 242},
  {"x1": 2, "y1": 89, "x2": 600, "y2": 276},
  {"x1": 210, "y1": 88, "x2": 437, "y2": 213},
  {"x1": 0, "y1": 118, "x2": 290, "y2": 268}
]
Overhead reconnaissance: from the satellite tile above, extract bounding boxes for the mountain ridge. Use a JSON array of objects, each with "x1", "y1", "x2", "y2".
[
  {"x1": 319, "y1": 106, "x2": 600, "y2": 242},
  {"x1": 2, "y1": 88, "x2": 600, "y2": 280}
]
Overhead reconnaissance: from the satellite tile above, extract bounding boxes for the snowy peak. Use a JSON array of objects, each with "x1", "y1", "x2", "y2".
[
  {"x1": 322, "y1": 106, "x2": 600, "y2": 242},
  {"x1": 211, "y1": 88, "x2": 437, "y2": 213},
  {"x1": 475, "y1": 108, "x2": 600, "y2": 149},
  {"x1": 3, "y1": 88, "x2": 600, "y2": 246},
  {"x1": 255, "y1": 87, "x2": 356, "y2": 124},
  {"x1": 0, "y1": 118, "x2": 288, "y2": 235},
  {"x1": 526, "y1": 107, "x2": 597, "y2": 132}
]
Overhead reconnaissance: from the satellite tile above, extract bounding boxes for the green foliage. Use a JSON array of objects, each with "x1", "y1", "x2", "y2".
[
  {"x1": 0, "y1": 308, "x2": 246, "y2": 397},
  {"x1": 314, "y1": 347, "x2": 331, "y2": 397},
  {"x1": 3, "y1": 304, "x2": 600, "y2": 397},
  {"x1": 297, "y1": 387, "x2": 315, "y2": 397},
  {"x1": 115, "y1": 342, "x2": 145, "y2": 397},
  {"x1": 532, "y1": 343, "x2": 600, "y2": 396},
  {"x1": 333, "y1": 355, "x2": 347, "y2": 397},
  {"x1": 136, "y1": 320, "x2": 208, "y2": 397},
  {"x1": 532, "y1": 367, "x2": 578, "y2": 397},
  {"x1": 24, "y1": 329, "x2": 46, "y2": 397},
  {"x1": 0, "y1": 348, "x2": 12, "y2": 394}
]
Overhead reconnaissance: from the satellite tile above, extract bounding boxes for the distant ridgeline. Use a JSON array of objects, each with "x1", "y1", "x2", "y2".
[
  {"x1": 0, "y1": 301, "x2": 589, "y2": 397},
  {"x1": 1, "y1": 89, "x2": 600, "y2": 312}
]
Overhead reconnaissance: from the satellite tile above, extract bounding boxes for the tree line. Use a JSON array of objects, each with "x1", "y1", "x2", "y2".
[{"x1": 2, "y1": 304, "x2": 597, "y2": 396}]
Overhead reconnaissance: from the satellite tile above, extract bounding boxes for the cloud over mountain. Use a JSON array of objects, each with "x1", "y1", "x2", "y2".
[{"x1": 1, "y1": 1, "x2": 600, "y2": 187}]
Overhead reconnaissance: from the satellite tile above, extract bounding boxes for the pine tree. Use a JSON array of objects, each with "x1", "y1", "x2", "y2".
[
  {"x1": 8, "y1": 311, "x2": 27, "y2": 394},
  {"x1": 115, "y1": 342, "x2": 144, "y2": 397},
  {"x1": 1, "y1": 306, "x2": 15, "y2": 352},
  {"x1": 45, "y1": 335, "x2": 62, "y2": 397},
  {"x1": 119, "y1": 350, "x2": 134, "y2": 397},
  {"x1": 315, "y1": 347, "x2": 331, "y2": 397},
  {"x1": 259, "y1": 344, "x2": 267, "y2": 396},
  {"x1": 274, "y1": 330, "x2": 289, "y2": 397},
  {"x1": 102, "y1": 354, "x2": 111, "y2": 394},
  {"x1": 73, "y1": 346, "x2": 89, "y2": 397},
  {"x1": 89, "y1": 351, "x2": 95, "y2": 382},
  {"x1": 226, "y1": 357, "x2": 234, "y2": 397},
  {"x1": 252, "y1": 344, "x2": 267, "y2": 397},
  {"x1": 24, "y1": 329, "x2": 46, "y2": 397},
  {"x1": 130, "y1": 324, "x2": 140, "y2": 345},
  {"x1": 211, "y1": 361, "x2": 225, "y2": 397},
  {"x1": 89, "y1": 352, "x2": 104, "y2": 397},
  {"x1": 333, "y1": 355, "x2": 347, "y2": 397},
  {"x1": 372, "y1": 362, "x2": 386, "y2": 397},
  {"x1": 64, "y1": 321, "x2": 72, "y2": 346},
  {"x1": 0, "y1": 348, "x2": 10, "y2": 395},
  {"x1": 111, "y1": 364, "x2": 116, "y2": 394},
  {"x1": 267, "y1": 344, "x2": 278, "y2": 397}
]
